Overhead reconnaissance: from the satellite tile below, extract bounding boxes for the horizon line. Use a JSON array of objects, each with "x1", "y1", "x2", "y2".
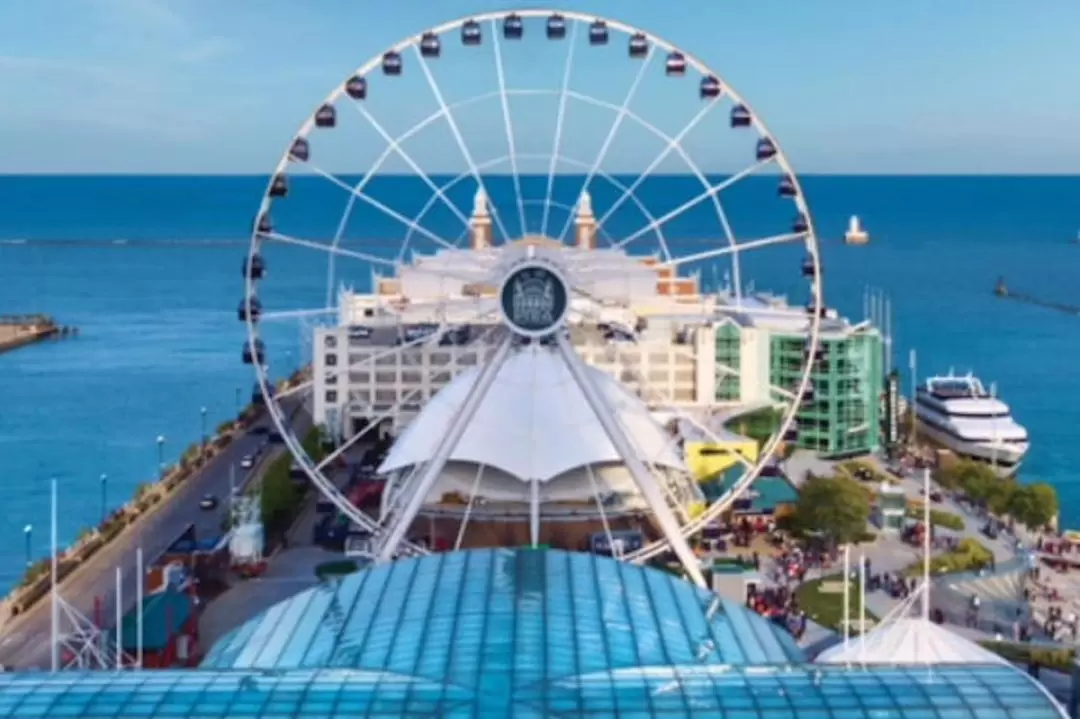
[{"x1": 1, "y1": 171, "x2": 1079, "y2": 179}]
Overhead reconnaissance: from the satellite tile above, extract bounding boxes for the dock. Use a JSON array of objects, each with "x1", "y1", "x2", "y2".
[
  {"x1": 0, "y1": 314, "x2": 76, "y2": 354},
  {"x1": 994, "y1": 277, "x2": 1080, "y2": 316}
]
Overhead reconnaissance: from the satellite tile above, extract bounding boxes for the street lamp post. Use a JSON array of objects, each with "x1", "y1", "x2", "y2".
[
  {"x1": 156, "y1": 435, "x2": 166, "y2": 477},
  {"x1": 100, "y1": 473, "x2": 108, "y2": 523},
  {"x1": 200, "y1": 406, "x2": 208, "y2": 450},
  {"x1": 23, "y1": 525, "x2": 32, "y2": 567}
]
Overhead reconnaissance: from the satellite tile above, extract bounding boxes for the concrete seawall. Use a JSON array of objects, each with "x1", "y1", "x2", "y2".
[{"x1": 0, "y1": 314, "x2": 74, "y2": 355}]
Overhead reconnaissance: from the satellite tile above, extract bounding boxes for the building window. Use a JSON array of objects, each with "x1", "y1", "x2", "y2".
[
  {"x1": 326, "y1": 353, "x2": 338, "y2": 366},
  {"x1": 325, "y1": 390, "x2": 338, "y2": 403},
  {"x1": 326, "y1": 374, "x2": 338, "y2": 385},
  {"x1": 324, "y1": 335, "x2": 337, "y2": 348}
]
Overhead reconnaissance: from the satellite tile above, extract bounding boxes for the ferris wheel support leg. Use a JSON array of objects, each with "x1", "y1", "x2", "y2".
[
  {"x1": 554, "y1": 334, "x2": 707, "y2": 588},
  {"x1": 375, "y1": 336, "x2": 513, "y2": 561}
]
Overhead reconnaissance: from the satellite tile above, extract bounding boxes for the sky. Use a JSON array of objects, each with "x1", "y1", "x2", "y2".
[{"x1": 1, "y1": 0, "x2": 1078, "y2": 174}]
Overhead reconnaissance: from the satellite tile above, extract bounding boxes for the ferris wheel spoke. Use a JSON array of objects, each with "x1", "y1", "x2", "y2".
[
  {"x1": 307, "y1": 163, "x2": 457, "y2": 252},
  {"x1": 656, "y1": 231, "x2": 807, "y2": 269},
  {"x1": 411, "y1": 45, "x2": 514, "y2": 243},
  {"x1": 490, "y1": 21, "x2": 527, "y2": 237},
  {"x1": 347, "y1": 101, "x2": 472, "y2": 231},
  {"x1": 592, "y1": 98, "x2": 721, "y2": 231},
  {"x1": 259, "y1": 308, "x2": 339, "y2": 322},
  {"x1": 612, "y1": 159, "x2": 772, "y2": 251},
  {"x1": 540, "y1": 22, "x2": 579, "y2": 238},
  {"x1": 555, "y1": 48, "x2": 656, "y2": 244},
  {"x1": 265, "y1": 231, "x2": 398, "y2": 269}
]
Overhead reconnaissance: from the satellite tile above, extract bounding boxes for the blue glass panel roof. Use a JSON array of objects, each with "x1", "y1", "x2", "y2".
[
  {"x1": 201, "y1": 548, "x2": 805, "y2": 679},
  {"x1": 0, "y1": 664, "x2": 1063, "y2": 718}
]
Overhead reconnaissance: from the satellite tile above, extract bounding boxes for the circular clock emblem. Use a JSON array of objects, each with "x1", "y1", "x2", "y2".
[{"x1": 498, "y1": 262, "x2": 570, "y2": 338}]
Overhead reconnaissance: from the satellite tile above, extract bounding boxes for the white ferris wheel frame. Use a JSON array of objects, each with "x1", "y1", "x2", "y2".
[{"x1": 243, "y1": 8, "x2": 825, "y2": 572}]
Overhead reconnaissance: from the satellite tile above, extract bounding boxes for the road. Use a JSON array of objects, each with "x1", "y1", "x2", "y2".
[{"x1": 0, "y1": 400, "x2": 306, "y2": 669}]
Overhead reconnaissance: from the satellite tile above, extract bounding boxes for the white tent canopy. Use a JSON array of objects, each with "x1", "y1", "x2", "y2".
[
  {"x1": 379, "y1": 344, "x2": 684, "y2": 483},
  {"x1": 815, "y1": 618, "x2": 1010, "y2": 666}
]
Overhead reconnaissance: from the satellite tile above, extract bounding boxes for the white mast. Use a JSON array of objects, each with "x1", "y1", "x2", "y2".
[
  {"x1": 909, "y1": 349, "x2": 918, "y2": 446},
  {"x1": 115, "y1": 567, "x2": 123, "y2": 670},
  {"x1": 884, "y1": 295, "x2": 893, "y2": 375},
  {"x1": 842, "y1": 545, "x2": 851, "y2": 644},
  {"x1": 135, "y1": 547, "x2": 144, "y2": 670},
  {"x1": 50, "y1": 477, "x2": 59, "y2": 672},
  {"x1": 859, "y1": 552, "x2": 867, "y2": 660}
]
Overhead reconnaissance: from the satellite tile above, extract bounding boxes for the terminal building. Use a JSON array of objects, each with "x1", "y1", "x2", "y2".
[{"x1": 311, "y1": 191, "x2": 884, "y2": 458}]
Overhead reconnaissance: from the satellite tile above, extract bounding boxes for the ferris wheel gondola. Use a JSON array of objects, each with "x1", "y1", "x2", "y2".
[{"x1": 242, "y1": 9, "x2": 824, "y2": 581}]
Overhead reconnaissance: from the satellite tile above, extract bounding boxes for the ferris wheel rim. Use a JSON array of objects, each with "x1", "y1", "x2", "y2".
[{"x1": 243, "y1": 7, "x2": 825, "y2": 565}]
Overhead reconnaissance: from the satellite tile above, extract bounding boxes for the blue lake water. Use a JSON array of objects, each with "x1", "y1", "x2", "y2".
[{"x1": 0, "y1": 174, "x2": 1077, "y2": 592}]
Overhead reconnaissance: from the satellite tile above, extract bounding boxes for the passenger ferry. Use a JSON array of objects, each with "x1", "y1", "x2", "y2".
[{"x1": 914, "y1": 373, "x2": 1028, "y2": 476}]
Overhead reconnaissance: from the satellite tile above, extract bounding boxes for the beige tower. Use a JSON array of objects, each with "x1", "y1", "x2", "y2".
[
  {"x1": 470, "y1": 189, "x2": 492, "y2": 250},
  {"x1": 575, "y1": 191, "x2": 596, "y2": 249}
]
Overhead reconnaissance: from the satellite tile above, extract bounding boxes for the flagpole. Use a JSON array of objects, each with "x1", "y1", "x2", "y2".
[
  {"x1": 50, "y1": 477, "x2": 59, "y2": 673},
  {"x1": 909, "y1": 349, "x2": 918, "y2": 446},
  {"x1": 859, "y1": 552, "x2": 867, "y2": 660},
  {"x1": 923, "y1": 467, "x2": 932, "y2": 624},
  {"x1": 136, "y1": 547, "x2": 144, "y2": 670},
  {"x1": 842, "y1": 545, "x2": 851, "y2": 644},
  {"x1": 115, "y1": 567, "x2": 123, "y2": 670}
]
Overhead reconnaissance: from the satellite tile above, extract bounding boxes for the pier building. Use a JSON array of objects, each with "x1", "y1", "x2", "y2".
[{"x1": 311, "y1": 191, "x2": 883, "y2": 458}]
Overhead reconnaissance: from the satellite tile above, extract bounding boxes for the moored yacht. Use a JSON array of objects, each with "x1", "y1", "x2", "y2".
[{"x1": 914, "y1": 372, "x2": 1028, "y2": 476}]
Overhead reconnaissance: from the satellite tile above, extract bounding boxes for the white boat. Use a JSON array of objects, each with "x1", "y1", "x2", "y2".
[{"x1": 913, "y1": 372, "x2": 1028, "y2": 476}]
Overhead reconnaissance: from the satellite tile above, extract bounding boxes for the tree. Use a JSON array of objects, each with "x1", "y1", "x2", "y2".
[
  {"x1": 1008, "y1": 483, "x2": 1059, "y2": 531},
  {"x1": 792, "y1": 475, "x2": 872, "y2": 547},
  {"x1": 260, "y1": 458, "x2": 298, "y2": 538}
]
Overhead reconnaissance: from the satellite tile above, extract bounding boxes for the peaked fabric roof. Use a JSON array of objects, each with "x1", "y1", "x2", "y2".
[
  {"x1": 815, "y1": 618, "x2": 1011, "y2": 666},
  {"x1": 379, "y1": 345, "x2": 682, "y2": 482}
]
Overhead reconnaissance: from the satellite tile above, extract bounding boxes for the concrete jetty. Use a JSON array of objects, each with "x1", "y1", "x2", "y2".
[
  {"x1": 0, "y1": 314, "x2": 76, "y2": 355},
  {"x1": 994, "y1": 277, "x2": 1080, "y2": 316}
]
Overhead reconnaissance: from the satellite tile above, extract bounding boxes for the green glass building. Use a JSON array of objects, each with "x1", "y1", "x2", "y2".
[{"x1": 713, "y1": 307, "x2": 884, "y2": 458}]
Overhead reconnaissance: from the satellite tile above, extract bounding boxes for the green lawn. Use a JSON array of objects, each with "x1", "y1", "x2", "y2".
[{"x1": 794, "y1": 575, "x2": 877, "y2": 634}]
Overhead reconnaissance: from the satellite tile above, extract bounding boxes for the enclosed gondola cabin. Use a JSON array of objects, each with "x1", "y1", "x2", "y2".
[
  {"x1": 778, "y1": 175, "x2": 797, "y2": 198},
  {"x1": 288, "y1": 137, "x2": 309, "y2": 162},
  {"x1": 730, "y1": 104, "x2": 752, "y2": 128},
  {"x1": 545, "y1": 14, "x2": 565, "y2": 39},
  {"x1": 344, "y1": 76, "x2": 367, "y2": 100},
  {"x1": 238, "y1": 297, "x2": 262, "y2": 322},
  {"x1": 382, "y1": 51, "x2": 402, "y2": 76},
  {"x1": 242, "y1": 339, "x2": 266, "y2": 365},
  {"x1": 792, "y1": 213, "x2": 809, "y2": 234},
  {"x1": 665, "y1": 51, "x2": 687, "y2": 76},
  {"x1": 503, "y1": 13, "x2": 524, "y2": 39},
  {"x1": 782, "y1": 426, "x2": 799, "y2": 443},
  {"x1": 589, "y1": 20, "x2": 608, "y2": 45},
  {"x1": 801, "y1": 256, "x2": 816, "y2": 278},
  {"x1": 461, "y1": 20, "x2": 481, "y2": 45},
  {"x1": 268, "y1": 174, "x2": 287, "y2": 198},
  {"x1": 251, "y1": 383, "x2": 265, "y2": 406},
  {"x1": 420, "y1": 32, "x2": 440, "y2": 58},
  {"x1": 628, "y1": 33, "x2": 648, "y2": 58},
  {"x1": 243, "y1": 253, "x2": 266, "y2": 280},
  {"x1": 755, "y1": 137, "x2": 777, "y2": 161},
  {"x1": 700, "y1": 76, "x2": 721, "y2": 99},
  {"x1": 314, "y1": 104, "x2": 336, "y2": 128},
  {"x1": 254, "y1": 213, "x2": 272, "y2": 236}
]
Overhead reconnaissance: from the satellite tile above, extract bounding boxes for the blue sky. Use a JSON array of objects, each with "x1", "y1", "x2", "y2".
[{"x1": 1, "y1": 0, "x2": 1078, "y2": 174}]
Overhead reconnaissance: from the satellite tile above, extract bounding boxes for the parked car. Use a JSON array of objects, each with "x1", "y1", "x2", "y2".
[
  {"x1": 240, "y1": 454, "x2": 255, "y2": 469},
  {"x1": 199, "y1": 494, "x2": 218, "y2": 511}
]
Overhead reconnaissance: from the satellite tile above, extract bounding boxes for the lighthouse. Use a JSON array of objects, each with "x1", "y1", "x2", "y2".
[{"x1": 844, "y1": 215, "x2": 869, "y2": 245}]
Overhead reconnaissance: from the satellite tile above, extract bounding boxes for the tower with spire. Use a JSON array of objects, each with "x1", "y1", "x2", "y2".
[
  {"x1": 469, "y1": 189, "x2": 492, "y2": 250},
  {"x1": 574, "y1": 191, "x2": 596, "y2": 249}
]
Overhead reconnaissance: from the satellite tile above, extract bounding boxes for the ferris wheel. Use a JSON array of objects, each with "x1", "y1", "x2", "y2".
[{"x1": 241, "y1": 9, "x2": 823, "y2": 585}]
